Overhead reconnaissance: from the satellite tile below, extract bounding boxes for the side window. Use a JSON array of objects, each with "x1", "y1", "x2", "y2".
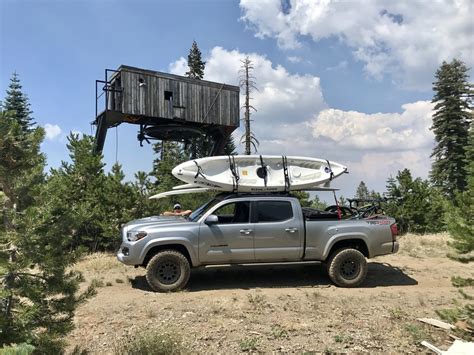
[
  {"x1": 212, "y1": 201, "x2": 250, "y2": 224},
  {"x1": 256, "y1": 201, "x2": 293, "y2": 222}
]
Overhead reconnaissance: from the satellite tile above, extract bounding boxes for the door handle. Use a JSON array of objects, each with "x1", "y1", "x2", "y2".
[
  {"x1": 239, "y1": 229, "x2": 252, "y2": 235},
  {"x1": 285, "y1": 228, "x2": 298, "y2": 233}
]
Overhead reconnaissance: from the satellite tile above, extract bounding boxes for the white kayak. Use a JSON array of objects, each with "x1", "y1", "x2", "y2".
[
  {"x1": 149, "y1": 187, "x2": 214, "y2": 199},
  {"x1": 172, "y1": 155, "x2": 347, "y2": 192},
  {"x1": 149, "y1": 185, "x2": 340, "y2": 199}
]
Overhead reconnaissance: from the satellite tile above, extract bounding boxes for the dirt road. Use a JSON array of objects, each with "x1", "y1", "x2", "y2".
[{"x1": 68, "y1": 233, "x2": 472, "y2": 353}]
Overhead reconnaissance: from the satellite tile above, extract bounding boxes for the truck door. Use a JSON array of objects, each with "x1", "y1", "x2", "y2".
[
  {"x1": 198, "y1": 201, "x2": 255, "y2": 263},
  {"x1": 253, "y1": 200, "x2": 303, "y2": 261}
]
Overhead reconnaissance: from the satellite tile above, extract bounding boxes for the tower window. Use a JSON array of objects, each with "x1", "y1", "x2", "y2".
[{"x1": 164, "y1": 91, "x2": 173, "y2": 100}]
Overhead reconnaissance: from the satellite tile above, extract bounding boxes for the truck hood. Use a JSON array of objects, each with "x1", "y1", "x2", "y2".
[{"x1": 124, "y1": 215, "x2": 190, "y2": 230}]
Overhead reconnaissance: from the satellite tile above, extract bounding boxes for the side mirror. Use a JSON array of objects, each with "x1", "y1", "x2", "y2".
[{"x1": 205, "y1": 214, "x2": 219, "y2": 225}]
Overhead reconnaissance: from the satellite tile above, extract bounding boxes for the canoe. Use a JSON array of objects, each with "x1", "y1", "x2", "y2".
[{"x1": 172, "y1": 155, "x2": 347, "y2": 192}]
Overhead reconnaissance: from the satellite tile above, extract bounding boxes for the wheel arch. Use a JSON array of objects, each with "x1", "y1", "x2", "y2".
[
  {"x1": 324, "y1": 237, "x2": 369, "y2": 261},
  {"x1": 142, "y1": 243, "x2": 194, "y2": 268}
]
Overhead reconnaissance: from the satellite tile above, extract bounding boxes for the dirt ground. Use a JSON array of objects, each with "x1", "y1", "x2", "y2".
[{"x1": 68, "y1": 233, "x2": 473, "y2": 353}]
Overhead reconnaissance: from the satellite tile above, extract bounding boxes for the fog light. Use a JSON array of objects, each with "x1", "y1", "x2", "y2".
[{"x1": 122, "y1": 247, "x2": 129, "y2": 256}]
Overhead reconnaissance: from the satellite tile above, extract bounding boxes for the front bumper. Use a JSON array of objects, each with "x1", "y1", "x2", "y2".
[{"x1": 117, "y1": 241, "x2": 143, "y2": 265}]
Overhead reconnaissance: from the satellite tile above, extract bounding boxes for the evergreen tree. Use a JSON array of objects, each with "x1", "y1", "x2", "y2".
[
  {"x1": 0, "y1": 111, "x2": 93, "y2": 352},
  {"x1": 184, "y1": 40, "x2": 210, "y2": 158},
  {"x1": 446, "y1": 126, "x2": 474, "y2": 262},
  {"x1": 2, "y1": 72, "x2": 34, "y2": 132},
  {"x1": 185, "y1": 40, "x2": 205, "y2": 79},
  {"x1": 384, "y1": 169, "x2": 445, "y2": 234},
  {"x1": 310, "y1": 195, "x2": 328, "y2": 210},
  {"x1": 1, "y1": 73, "x2": 44, "y2": 211},
  {"x1": 355, "y1": 181, "x2": 370, "y2": 199},
  {"x1": 223, "y1": 134, "x2": 238, "y2": 155},
  {"x1": 431, "y1": 59, "x2": 472, "y2": 197},
  {"x1": 150, "y1": 141, "x2": 187, "y2": 192},
  {"x1": 133, "y1": 171, "x2": 154, "y2": 217},
  {"x1": 100, "y1": 163, "x2": 138, "y2": 241},
  {"x1": 46, "y1": 134, "x2": 112, "y2": 251}
]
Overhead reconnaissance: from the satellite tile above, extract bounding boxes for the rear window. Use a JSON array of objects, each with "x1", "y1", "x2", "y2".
[{"x1": 256, "y1": 201, "x2": 293, "y2": 222}]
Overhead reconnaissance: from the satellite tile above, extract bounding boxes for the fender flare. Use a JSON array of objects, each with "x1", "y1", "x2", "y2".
[
  {"x1": 322, "y1": 232, "x2": 370, "y2": 260},
  {"x1": 139, "y1": 238, "x2": 199, "y2": 267}
]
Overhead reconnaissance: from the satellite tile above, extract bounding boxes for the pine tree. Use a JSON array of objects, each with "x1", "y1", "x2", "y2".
[
  {"x1": 2, "y1": 72, "x2": 34, "y2": 132},
  {"x1": 446, "y1": 126, "x2": 474, "y2": 262},
  {"x1": 100, "y1": 163, "x2": 137, "y2": 241},
  {"x1": 0, "y1": 112, "x2": 93, "y2": 352},
  {"x1": 223, "y1": 134, "x2": 238, "y2": 155},
  {"x1": 47, "y1": 134, "x2": 110, "y2": 251},
  {"x1": 355, "y1": 181, "x2": 370, "y2": 199},
  {"x1": 431, "y1": 59, "x2": 472, "y2": 197},
  {"x1": 384, "y1": 169, "x2": 445, "y2": 234},
  {"x1": 310, "y1": 195, "x2": 328, "y2": 210},
  {"x1": 150, "y1": 141, "x2": 186, "y2": 192},
  {"x1": 185, "y1": 40, "x2": 205, "y2": 79},
  {"x1": 133, "y1": 171, "x2": 154, "y2": 217},
  {"x1": 184, "y1": 40, "x2": 210, "y2": 158}
]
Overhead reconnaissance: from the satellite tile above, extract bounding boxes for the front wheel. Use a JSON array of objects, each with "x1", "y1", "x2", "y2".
[
  {"x1": 326, "y1": 248, "x2": 367, "y2": 287},
  {"x1": 146, "y1": 250, "x2": 191, "y2": 292}
]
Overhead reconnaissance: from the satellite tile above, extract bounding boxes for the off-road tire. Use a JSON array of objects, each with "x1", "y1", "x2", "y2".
[
  {"x1": 146, "y1": 250, "x2": 191, "y2": 292},
  {"x1": 327, "y1": 248, "x2": 367, "y2": 287}
]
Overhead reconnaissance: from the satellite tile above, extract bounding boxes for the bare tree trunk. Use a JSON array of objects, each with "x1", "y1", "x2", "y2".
[
  {"x1": 239, "y1": 57, "x2": 258, "y2": 155},
  {"x1": 244, "y1": 64, "x2": 251, "y2": 155}
]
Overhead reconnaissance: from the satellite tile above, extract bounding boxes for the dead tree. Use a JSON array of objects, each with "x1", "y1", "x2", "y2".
[{"x1": 239, "y1": 56, "x2": 259, "y2": 155}]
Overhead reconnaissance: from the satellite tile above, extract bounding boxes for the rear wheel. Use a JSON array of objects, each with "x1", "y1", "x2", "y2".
[
  {"x1": 146, "y1": 250, "x2": 191, "y2": 292},
  {"x1": 327, "y1": 248, "x2": 367, "y2": 287}
]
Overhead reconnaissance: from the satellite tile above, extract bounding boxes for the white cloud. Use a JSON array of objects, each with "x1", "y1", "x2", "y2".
[
  {"x1": 310, "y1": 101, "x2": 434, "y2": 151},
  {"x1": 168, "y1": 48, "x2": 436, "y2": 193},
  {"x1": 44, "y1": 123, "x2": 62, "y2": 140},
  {"x1": 349, "y1": 150, "x2": 433, "y2": 182},
  {"x1": 168, "y1": 57, "x2": 187, "y2": 75},
  {"x1": 240, "y1": 0, "x2": 474, "y2": 89},
  {"x1": 169, "y1": 46, "x2": 327, "y2": 124},
  {"x1": 287, "y1": 55, "x2": 302, "y2": 63}
]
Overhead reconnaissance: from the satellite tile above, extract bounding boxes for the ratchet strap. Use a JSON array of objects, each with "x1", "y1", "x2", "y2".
[
  {"x1": 259, "y1": 155, "x2": 268, "y2": 187},
  {"x1": 282, "y1": 155, "x2": 290, "y2": 192},
  {"x1": 228, "y1": 155, "x2": 240, "y2": 192},
  {"x1": 193, "y1": 160, "x2": 206, "y2": 179},
  {"x1": 326, "y1": 159, "x2": 334, "y2": 181}
]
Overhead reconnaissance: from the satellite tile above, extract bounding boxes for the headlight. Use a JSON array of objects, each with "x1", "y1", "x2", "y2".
[{"x1": 127, "y1": 231, "x2": 147, "y2": 241}]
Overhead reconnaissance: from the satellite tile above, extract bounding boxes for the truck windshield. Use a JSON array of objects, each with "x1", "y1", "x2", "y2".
[{"x1": 187, "y1": 195, "x2": 225, "y2": 222}]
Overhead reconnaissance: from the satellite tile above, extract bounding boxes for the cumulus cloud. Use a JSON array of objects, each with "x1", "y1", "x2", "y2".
[
  {"x1": 240, "y1": 0, "x2": 474, "y2": 89},
  {"x1": 169, "y1": 46, "x2": 327, "y2": 124},
  {"x1": 310, "y1": 101, "x2": 434, "y2": 151},
  {"x1": 44, "y1": 123, "x2": 62, "y2": 140},
  {"x1": 168, "y1": 47, "x2": 435, "y2": 192},
  {"x1": 168, "y1": 57, "x2": 187, "y2": 75},
  {"x1": 349, "y1": 150, "x2": 433, "y2": 181}
]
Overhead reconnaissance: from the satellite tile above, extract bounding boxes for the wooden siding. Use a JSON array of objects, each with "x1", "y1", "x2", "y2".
[{"x1": 115, "y1": 66, "x2": 239, "y2": 127}]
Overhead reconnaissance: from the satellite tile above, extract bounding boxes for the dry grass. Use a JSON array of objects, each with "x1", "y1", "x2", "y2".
[
  {"x1": 75, "y1": 252, "x2": 124, "y2": 273},
  {"x1": 398, "y1": 232, "x2": 452, "y2": 258}
]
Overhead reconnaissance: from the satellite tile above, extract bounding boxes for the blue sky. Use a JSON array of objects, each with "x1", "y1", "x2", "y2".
[{"x1": 1, "y1": 0, "x2": 472, "y2": 199}]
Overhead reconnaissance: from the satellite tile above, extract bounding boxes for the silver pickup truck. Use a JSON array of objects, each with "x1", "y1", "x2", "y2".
[{"x1": 117, "y1": 193, "x2": 399, "y2": 292}]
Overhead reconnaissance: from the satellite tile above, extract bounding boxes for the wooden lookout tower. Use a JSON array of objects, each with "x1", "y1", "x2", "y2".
[{"x1": 93, "y1": 65, "x2": 240, "y2": 154}]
